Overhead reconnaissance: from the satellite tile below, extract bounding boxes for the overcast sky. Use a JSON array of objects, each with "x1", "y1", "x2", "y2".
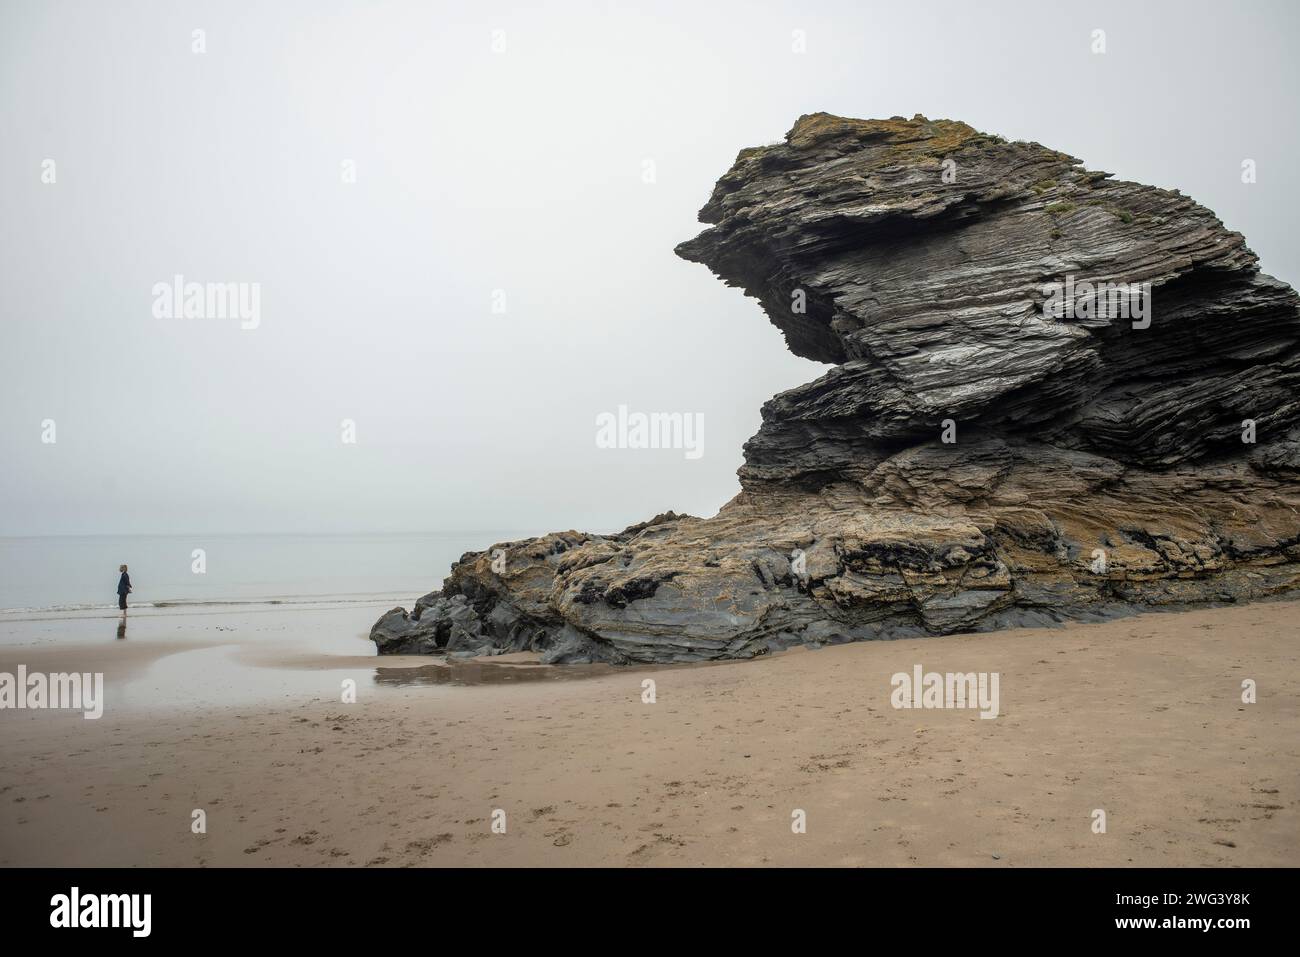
[{"x1": 2, "y1": 0, "x2": 1297, "y2": 537}]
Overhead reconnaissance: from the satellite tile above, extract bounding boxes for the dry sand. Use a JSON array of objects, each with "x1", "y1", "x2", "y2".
[{"x1": 1, "y1": 600, "x2": 1297, "y2": 867}]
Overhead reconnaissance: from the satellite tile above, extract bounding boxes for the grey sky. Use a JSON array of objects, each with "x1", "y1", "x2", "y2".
[{"x1": 2, "y1": 0, "x2": 1297, "y2": 536}]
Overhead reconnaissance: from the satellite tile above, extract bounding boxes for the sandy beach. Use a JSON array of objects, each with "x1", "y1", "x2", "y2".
[{"x1": 0, "y1": 598, "x2": 1295, "y2": 867}]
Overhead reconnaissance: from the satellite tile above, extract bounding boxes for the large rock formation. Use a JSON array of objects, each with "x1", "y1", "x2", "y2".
[{"x1": 373, "y1": 113, "x2": 1300, "y2": 664}]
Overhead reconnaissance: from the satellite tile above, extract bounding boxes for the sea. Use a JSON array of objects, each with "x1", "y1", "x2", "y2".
[{"x1": 0, "y1": 531, "x2": 527, "y2": 617}]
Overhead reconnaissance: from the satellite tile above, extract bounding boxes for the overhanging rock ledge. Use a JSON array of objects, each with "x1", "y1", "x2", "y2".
[{"x1": 372, "y1": 113, "x2": 1300, "y2": 664}]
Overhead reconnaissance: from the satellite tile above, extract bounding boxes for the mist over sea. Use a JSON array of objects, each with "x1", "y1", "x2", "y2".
[{"x1": 0, "y1": 532, "x2": 530, "y2": 614}]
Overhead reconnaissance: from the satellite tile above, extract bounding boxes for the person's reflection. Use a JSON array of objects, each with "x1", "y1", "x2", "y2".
[{"x1": 116, "y1": 618, "x2": 126, "y2": 640}]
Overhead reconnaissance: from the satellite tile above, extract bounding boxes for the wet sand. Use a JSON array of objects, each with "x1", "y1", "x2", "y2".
[{"x1": 0, "y1": 600, "x2": 1297, "y2": 866}]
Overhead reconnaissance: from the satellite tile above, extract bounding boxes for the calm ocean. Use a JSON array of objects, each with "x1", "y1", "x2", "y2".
[{"x1": 0, "y1": 532, "x2": 530, "y2": 614}]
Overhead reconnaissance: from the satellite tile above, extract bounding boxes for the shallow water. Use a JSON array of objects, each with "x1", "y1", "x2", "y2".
[
  {"x1": 0, "y1": 597, "x2": 636, "y2": 712},
  {"x1": 375, "y1": 658, "x2": 635, "y2": 687},
  {"x1": 0, "y1": 598, "x2": 386, "y2": 651}
]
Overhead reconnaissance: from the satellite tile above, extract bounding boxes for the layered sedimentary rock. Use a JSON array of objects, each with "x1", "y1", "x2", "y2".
[{"x1": 373, "y1": 113, "x2": 1300, "y2": 663}]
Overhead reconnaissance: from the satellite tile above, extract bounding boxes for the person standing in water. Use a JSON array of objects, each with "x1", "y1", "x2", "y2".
[{"x1": 117, "y1": 564, "x2": 132, "y2": 616}]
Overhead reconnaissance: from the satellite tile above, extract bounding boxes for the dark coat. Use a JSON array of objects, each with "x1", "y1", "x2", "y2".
[{"x1": 117, "y1": 572, "x2": 131, "y2": 596}]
